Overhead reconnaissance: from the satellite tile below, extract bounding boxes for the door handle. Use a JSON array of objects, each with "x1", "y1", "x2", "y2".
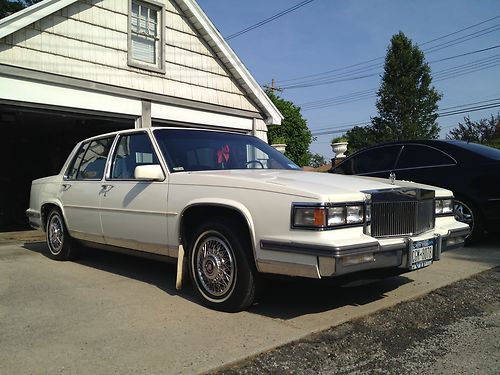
[
  {"x1": 61, "y1": 183, "x2": 71, "y2": 191},
  {"x1": 100, "y1": 184, "x2": 114, "y2": 196}
]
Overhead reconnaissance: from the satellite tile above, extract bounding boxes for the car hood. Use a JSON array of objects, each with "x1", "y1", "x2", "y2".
[{"x1": 169, "y1": 169, "x2": 452, "y2": 202}]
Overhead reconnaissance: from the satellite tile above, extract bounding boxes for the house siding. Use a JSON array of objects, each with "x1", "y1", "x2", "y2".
[{"x1": 0, "y1": 0, "x2": 258, "y2": 113}]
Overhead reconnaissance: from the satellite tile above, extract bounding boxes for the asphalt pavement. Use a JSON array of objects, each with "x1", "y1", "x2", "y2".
[{"x1": 0, "y1": 232, "x2": 498, "y2": 374}]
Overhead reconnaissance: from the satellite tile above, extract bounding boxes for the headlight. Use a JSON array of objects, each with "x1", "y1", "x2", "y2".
[
  {"x1": 293, "y1": 207, "x2": 326, "y2": 227},
  {"x1": 435, "y1": 198, "x2": 454, "y2": 216},
  {"x1": 293, "y1": 203, "x2": 365, "y2": 229}
]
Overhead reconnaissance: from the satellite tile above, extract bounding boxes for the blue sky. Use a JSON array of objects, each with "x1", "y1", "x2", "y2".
[{"x1": 197, "y1": 0, "x2": 500, "y2": 160}]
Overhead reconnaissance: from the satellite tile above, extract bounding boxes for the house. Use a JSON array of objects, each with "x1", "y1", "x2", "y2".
[{"x1": 0, "y1": 0, "x2": 282, "y2": 230}]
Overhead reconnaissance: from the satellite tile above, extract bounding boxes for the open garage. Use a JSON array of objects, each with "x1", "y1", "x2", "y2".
[{"x1": 0, "y1": 104, "x2": 133, "y2": 230}]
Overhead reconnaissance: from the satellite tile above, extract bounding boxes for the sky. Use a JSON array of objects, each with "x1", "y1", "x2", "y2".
[{"x1": 196, "y1": 0, "x2": 500, "y2": 160}]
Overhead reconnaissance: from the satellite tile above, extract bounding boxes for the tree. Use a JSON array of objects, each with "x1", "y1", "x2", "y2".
[
  {"x1": 1, "y1": 0, "x2": 41, "y2": 19},
  {"x1": 308, "y1": 152, "x2": 326, "y2": 168},
  {"x1": 447, "y1": 113, "x2": 500, "y2": 149},
  {"x1": 372, "y1": 32, "x2": 441, "y2": 141},
  {"x1": 347, "y1": 32, "x2": 441, "y2": 152},
  {"x1": 266, "y1": 90, "x2": 312, "y2": 166}
]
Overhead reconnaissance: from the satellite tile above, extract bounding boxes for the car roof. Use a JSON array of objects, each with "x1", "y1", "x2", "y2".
[
  {"x1": 80, "y1": 127, "x2": 247, "y2": 144},
  {"x1": 343, "y1": 139, "x2": 500, "y2": 164}
]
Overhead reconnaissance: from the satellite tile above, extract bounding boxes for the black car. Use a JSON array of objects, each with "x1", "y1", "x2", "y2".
[{"x1": 330, "y1": 140, "x2": 500, "y2": 242}]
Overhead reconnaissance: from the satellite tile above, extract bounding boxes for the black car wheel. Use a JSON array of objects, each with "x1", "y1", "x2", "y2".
[
  {"x1": 454, "y1": 198, "x2": 483, "y2": 244},
  {"x1": 188, "y1": 217, "x2": 259, "y2": 312}
]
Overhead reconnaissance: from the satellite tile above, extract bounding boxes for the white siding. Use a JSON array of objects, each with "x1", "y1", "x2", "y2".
[{"x1": 0, "y1": 0, "x2": 259, "y2": 112}]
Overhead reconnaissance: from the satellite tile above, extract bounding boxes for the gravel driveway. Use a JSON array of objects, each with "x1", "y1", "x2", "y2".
[{"x1": 218, "y1": 266, "x2": 500, "y2": 374}]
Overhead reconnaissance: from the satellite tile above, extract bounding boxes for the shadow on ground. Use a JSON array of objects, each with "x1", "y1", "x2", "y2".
[{"x1": 21, "y1": 233, "x2": 499, "y2": 319}]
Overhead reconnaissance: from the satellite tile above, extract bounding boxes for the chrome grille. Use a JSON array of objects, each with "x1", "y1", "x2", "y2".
[{"x1": 369, "y1": 189, "x2": 435, "y2": 237}]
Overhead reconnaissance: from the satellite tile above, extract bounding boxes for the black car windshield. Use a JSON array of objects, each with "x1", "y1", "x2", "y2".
[
  {"x1": 451, "y1": 141, "x2": 500, "y2": 160},
  {"x1": 153, "y1": 129, "x2": 301, "y2": 172}
]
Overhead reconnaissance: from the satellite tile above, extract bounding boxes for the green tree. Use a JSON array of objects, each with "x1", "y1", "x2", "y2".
[
  {"x1": 1, "y1": 0, "x2": 41, "y2": 19},
  {"x1": 266, "y1": 90, "x2": 312, "y2": 166},
  {"x1": 347, "y1": 32, "x2": 441, "y2": 152},
  {"x1": 447, "y1": 113, "x2": 500, "y2": 149},
  {"x1": 345, "y1": 126, "x2": 376, "y2": 153},
  {"x1": 372, "y1": 32, "x2": 441, "y2": 141},
  {"x1": 308, "y1": 152, "x2": 326, "y2": 168}
]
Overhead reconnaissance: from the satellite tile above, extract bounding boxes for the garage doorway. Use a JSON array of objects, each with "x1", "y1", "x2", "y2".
[{"x1": 0, "y1": 105, "x2": 134, "y2": 231}]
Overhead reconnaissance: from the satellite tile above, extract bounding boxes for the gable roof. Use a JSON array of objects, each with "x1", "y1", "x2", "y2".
[{"x1": 0, "y1": 0, "x2": 283, "y2": 125}]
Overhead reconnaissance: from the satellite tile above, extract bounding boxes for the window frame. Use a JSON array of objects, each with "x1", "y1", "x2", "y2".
[
  {"x1": 108, "y1": 131, "x2": 165, "y2": 181},
  {"x1": 395, "y1": 144, "x2": 457, "y2": 171},
  {"x1": 348, "y1": 145, "x2": 403, "y2": 175},
  {"x1": 127, "y1": 0, "x2": 166, "y2": 73},
  {"x1": 64, "y1": 136, "x2": 116, "y2": 181}
]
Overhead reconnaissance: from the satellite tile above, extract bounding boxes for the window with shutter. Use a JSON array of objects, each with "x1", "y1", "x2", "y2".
[{"x1": 128, "y1": 0, "x2": 164, "y2": 72}]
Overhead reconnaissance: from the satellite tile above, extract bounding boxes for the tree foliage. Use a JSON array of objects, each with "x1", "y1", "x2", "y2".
[
  {"x1": 266, "y1": 90, "x2": 312, "y2": 166},
  {"x1": 0, "y1": 0, "x2": 41, "y2": 19},
  {"x1": 346, "y1": 32, "x2": 441, "y2": 153},
  {"x1": 308, "y1": 152, "x2": 326, "y2": 168},
  {"x1": 447, "y1": 113, "x2": 500, "y2": 149}
]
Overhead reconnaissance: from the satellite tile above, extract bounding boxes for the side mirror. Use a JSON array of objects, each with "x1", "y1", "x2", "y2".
[{"x1": 134, "y1": 165, "x2": 165, "y2": 181}]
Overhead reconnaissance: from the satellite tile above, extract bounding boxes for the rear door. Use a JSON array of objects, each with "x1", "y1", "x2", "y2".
[
  {"x1": 394, "y1": 144, "x2": 457, "y2": 187},
  {"x1": 60, "y1": 136, "x2": 115, "y2": 243}
]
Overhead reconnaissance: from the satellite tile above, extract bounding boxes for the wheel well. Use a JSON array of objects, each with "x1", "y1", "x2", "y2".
[
  {"x1": 40, "y1": 204, "x2": 61, "y2": 230},
  {"x1": 180, "y1": 205, "x2": 254, "y2": 259}
]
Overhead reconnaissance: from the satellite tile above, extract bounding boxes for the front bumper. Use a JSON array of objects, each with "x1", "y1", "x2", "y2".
[{"x1": 258, "y1": 226, "x2": 470, "y2": 278}]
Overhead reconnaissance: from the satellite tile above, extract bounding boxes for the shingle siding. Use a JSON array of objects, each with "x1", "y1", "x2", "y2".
[{"x1": 0, "y1": 0, "x2": 258, "y2": 112}]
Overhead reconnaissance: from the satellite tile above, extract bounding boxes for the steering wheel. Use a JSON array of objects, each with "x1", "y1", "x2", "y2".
[{"x1": 246, "y1": 160, "x2": 264, "y2": 169}]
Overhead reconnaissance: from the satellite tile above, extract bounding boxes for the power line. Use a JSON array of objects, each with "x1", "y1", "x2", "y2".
[
  {"x1": 226, "y1": 0, "x2": 315, "y2": 40},
  {"x1": 297, "y1": 48, "x2": 500, "y2": 111},
  {"x1": 275, "y1": 16, "x2": 500, "y2": 87},
  {"x1": 309, "y1": 98, "x2": 500, "y2": 135}
]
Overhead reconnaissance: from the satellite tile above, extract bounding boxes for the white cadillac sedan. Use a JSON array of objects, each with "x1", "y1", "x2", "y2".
[{"x1": 27, "y1": 128, "x2": 470, "y2": 311}]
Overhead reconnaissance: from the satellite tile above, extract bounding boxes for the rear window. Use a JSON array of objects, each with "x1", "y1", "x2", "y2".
[{"x1": 451, "y1": 141, "x2": 500, "y2": 160}]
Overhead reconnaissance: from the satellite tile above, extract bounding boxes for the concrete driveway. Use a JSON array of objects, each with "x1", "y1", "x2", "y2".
[{"x1": 0, "y1": 234, "x2": 498, "y2": 374}]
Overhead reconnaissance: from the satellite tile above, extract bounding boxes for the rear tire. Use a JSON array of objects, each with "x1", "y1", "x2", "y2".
[
  {"x1": 46, "y1": 208, "x2": 78, "y2": 261},
  {"x1": 188, "y1": 217, "x2": 258, "y2": 312}
]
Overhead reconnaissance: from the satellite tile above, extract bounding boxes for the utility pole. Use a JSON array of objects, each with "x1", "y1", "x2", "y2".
[{"x1": 263, "y1": 78, "x2": 283, "y2": 93}]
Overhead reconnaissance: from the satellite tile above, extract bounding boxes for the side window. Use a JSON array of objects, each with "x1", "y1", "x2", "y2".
[
  {"x1": 111, "y1": 133, "x2": 160, "y2": 179},
  {"x1": 76, "y1": 137, "x2": 114, "y2": 180},
  {"x1": 66, "y1": 142, "x2": 89, "y2": 180},
  {"x1": 350, "y1": 146, "x2": 402, "y2": 174},
  {"x1": 128, "y1": 0, "x2": 164, "y2": 72},
  {"x1": 397, "y1": 145, "x2": 455, "y2": 169}
]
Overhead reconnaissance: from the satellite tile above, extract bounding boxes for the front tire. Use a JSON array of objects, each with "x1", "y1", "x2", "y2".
[
  {"x1": 454, "y1": 197, "x2": 483, "y2": 244},
  {"x1": 188, "y1": 218, "x2": 258, "y2": 312},
  {"x1": 46, "y1": 208, "x2": 77, "y2": 260}
]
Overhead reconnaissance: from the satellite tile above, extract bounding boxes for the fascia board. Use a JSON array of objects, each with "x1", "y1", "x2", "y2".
[
  {"x1": 0, "y1": 0, "x2": 78, "y2": 40},
  {"x1": 177, "y1": 0, "x2": 283, "y2": 125}
]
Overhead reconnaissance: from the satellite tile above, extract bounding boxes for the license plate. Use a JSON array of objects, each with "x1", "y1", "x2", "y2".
[{"x1": 409, "y1": 239, "x2": 434, "y2": 270}]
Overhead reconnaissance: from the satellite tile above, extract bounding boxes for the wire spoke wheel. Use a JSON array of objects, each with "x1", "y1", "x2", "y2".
[
  {"x1": 195, "y1": 236, "x2": 236, "y2": 298},
  {"x1": 48, "y1": 214, "x2": 64, "y2": 255},
  {"x1": 454, "y1": 199, "x2": 474, "y2": 233}
]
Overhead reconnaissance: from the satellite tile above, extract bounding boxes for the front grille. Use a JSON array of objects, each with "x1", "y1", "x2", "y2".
[{"x1": 369, "y1": 189, "x2": 435, "y2": 237}]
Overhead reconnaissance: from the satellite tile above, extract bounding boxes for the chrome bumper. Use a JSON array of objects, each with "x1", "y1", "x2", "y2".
[{"x1": 259, "y1": 226, "x2": 470, "y2": 278}]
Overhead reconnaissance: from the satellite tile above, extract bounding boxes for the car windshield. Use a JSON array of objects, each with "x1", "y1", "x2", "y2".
[
  {"x1": 450, "y1": 141, "x2": 500, "y2": 160},
  {"x1": 153, "y1": 129, "x2": 300, "y2": 172}
]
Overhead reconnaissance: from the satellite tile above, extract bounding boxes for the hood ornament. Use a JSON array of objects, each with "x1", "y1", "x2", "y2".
[{"x1": 389, "y1": 172, "x2": 396, "y2": 185}]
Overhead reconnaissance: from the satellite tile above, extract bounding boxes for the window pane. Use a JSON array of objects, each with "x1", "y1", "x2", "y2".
[
  {"x1": 153, "y1": 129, "x2": 300, "y2": 172},
  {"x1": 77, "y1": 137, "x2": 114, "y2": 180},
  {"x1": 111, "y1": 133, "x2": 159, "y2": 179},
  {"x1": 397, "y1": 145, "x2": 455, "y2": 169},
  {"x1": 350, "y1": 146, "x2": 401, "y2": 174},
  {"x1": 66, "y1": 142, "x2": 89, "y2": 180},
  {"x1": 131, "y1": 35, "x2": 155, "y2": 64},
  {"x1": 130, "y1": 1, "x2": 159, "y2": 66}
]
